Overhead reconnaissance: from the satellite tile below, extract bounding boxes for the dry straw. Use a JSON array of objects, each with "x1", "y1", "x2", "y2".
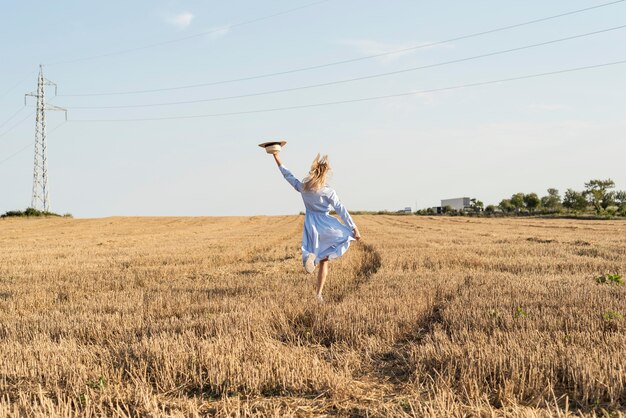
[{"x1": 0, "y1": 215, "x2": 624, "y2": 416}]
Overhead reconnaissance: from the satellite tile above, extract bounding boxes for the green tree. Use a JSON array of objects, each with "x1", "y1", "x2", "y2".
[
  {"x1": 563, "y1": 189, "x2": 588, "y2": 212},
  {"x1": 498, "y1": 199, "x2": 514, "y2": 213},
  {"x1": 615, "y1": 190, "x2": 626, "y2": 215},
  {"x1": 523, "y1": 193, "x2": 541, "y2": 214},
  {"x1": 470, "y1": 198, "x2": 484, "y2": 213},
  {"x1": 485, "y1": 205, "x2": 496, "y2": 214},
  {"x1": 510, "y1": 193, "x2": 525, "y2": 213},
  {"x1": 541, "y1": 188, "x2": 561, "y2": 212},
  {"x1": 584, "y1": 179, "x2": 615, "y2": 214}
]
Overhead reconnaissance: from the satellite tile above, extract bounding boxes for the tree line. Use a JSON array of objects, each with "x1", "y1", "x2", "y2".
[{"x1": 417, "y1": 179, "x2": 626, "y2": 217}]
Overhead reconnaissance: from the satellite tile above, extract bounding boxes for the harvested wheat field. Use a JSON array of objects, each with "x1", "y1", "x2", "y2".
[{"x1": 0, "y1": 215, "x2": 625, "y2": 417}]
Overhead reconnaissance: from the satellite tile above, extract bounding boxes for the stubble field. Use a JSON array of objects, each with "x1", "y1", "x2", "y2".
[{"x1": 0, "y1": 215, "x2": 625, "y2": 417}]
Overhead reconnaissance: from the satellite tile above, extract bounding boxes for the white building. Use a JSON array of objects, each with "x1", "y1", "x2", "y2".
[{"x1": 441, "y1": 197, "x2": 471, "y2": 211}]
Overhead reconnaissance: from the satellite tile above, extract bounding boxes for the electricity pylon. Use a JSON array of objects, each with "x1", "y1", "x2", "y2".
[{"x1": 25, "y1": 64, "x2": 66, "y2": 212}]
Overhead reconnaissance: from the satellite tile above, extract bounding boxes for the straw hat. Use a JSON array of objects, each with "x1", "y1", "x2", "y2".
[{"x1": 258, "y1": 140, "x2": 287, "y2": 154}]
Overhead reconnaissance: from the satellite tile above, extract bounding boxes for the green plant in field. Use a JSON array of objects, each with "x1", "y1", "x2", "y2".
[
  {"x1": 595, "y1": 274, "x2": 624, "y2": 286},
  {"x1": 87, "y1": 376, "x2": 107, "y2": 390},
  {"x1": 514, "y1": 306, "x2": 527, "y2": 319},
  {"x1": 602, "y1": 310, "x2": 624, "y2": 321},
  {"x1": 398, "y1": 399, "x2": 412, "y2": 413}
]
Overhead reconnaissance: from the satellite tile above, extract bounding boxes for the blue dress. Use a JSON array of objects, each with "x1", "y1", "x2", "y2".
[{"x1": 279, "y1": 165, "x2": 356, "y2": 266}]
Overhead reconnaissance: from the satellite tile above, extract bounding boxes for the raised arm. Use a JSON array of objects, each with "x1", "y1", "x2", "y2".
[
  {"x1": 272, "y1": 152, "x2": 303, "y2": 192},
  {"x1": 272, "y1": 152, "x2": 282, "y2": 167},
  {"x1": 328, "y1": 189, "x2": 361, "y2": 240}
]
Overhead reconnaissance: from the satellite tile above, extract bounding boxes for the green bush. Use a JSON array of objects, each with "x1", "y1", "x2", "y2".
[
  {"x1": 1, "y1": 208, "x2": 67, "y2": 218},
  {"x1": 602, "y1": 310, "x2": 624, "y2": 321},
  {"x1": 1, "y1": 210, "x2": 26, "y2": 218},
  {"x1": 595, "y1": 273, "x2": 624, "y2": 286}
]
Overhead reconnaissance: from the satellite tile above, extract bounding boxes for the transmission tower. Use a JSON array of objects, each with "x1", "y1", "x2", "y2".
[{"x1": 25, "y1": 64, "x2": 66, "y2": 212}]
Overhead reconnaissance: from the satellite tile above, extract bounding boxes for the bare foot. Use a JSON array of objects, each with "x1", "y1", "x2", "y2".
[{"x1": 305, "y1": 253, "x2": 316, "y2": 274}]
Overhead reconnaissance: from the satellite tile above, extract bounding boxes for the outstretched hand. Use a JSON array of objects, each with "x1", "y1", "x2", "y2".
[
  {"x1": 353, "y1": 227, "x2": 362, "y2": 241},
  {"x1": 272, "y1": 152, "x2": 282, "y2": 166}
]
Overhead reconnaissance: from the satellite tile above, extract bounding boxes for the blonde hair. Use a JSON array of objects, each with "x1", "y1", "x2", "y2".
[{"x1": 303, "y1": 153, "x2": 330, "y2": 192}]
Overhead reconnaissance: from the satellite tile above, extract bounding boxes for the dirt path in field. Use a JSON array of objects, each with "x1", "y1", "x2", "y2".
[
  {"x1": 331, "y1": 241, "x2": 382, "y2": 303},
  {"x1": 342, "y1": 218, "x2": 458, "y2": 404}
]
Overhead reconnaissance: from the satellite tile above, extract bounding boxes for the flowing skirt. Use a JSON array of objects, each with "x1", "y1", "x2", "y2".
[{"x1": 301, "y1": 211, "x2": 355, "y2": 266}]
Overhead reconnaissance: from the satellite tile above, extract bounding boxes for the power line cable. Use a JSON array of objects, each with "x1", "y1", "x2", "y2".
[
  {"x1": 48, "y1": 0, "x2": 331, "y2": 66},
  {"x1": 0, "y1": 110, "x2": 35, "y2": 141},
  {"x1": 0, "y1": 121, "x2": 66, "y2": 167},
  {"x1": 0, "y1": 68, "x2": 38, "y2": 101},
  {"x1": 1, "y1": 98, "x2": 60, "y2": 142},
  {"x1": 0, "y1": 141, "x2": 34, "y2": 166},
  {"x1": 58, "y1": 0, "x2": 626, "y2": 97},
  {"x1": 68, "y1": 59, "x2": 626, "y2": 122},
  {"x1": 64, "y1": 24, "x2": 626, "y2": 110},
  {"x1": 0, "y1": 106, "x2": 27, "y2": 130}
]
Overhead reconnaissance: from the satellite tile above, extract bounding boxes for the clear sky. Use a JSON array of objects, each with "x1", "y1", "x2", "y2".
[{"x1": 1, "y1": 0, "x2": 625, "y2": 217}]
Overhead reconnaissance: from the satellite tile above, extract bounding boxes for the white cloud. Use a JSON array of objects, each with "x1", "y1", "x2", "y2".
[
  {"x1": 339, "y1": 39, "x2": 452, "y2": 63},
  {"x1": 166, "y1": 12, "x2": 194, "y2": 29}
]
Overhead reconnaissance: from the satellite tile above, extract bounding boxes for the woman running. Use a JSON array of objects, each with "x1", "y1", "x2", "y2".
[{"x1": 271, "y1": 150, "x2": 361, "y2": 302}]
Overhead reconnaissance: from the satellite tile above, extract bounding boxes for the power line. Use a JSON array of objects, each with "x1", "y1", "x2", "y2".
[
  {"x1": 68, "y1": 59, "x2": 626, "y2": 122},
  {"x1": 0, "y1": 121, "x2": 66, "y2": 167},
  {"x1": 0, "y1": 68, "x2": 38, "y2": 101},
  {"x1": 64, "y1": 24, "x2": 626, "y2": 110},
  {"x1": 0, "y1": 110, "x2": 35, "y2": 141},
  {"x1": 0, "y1": 106, "x2": 27, "y2": 130},
  {"x1": 48, "y1": 0, "x2": 331, "y2": 66},
  {"x1": 0, "y1": 141, "x2": 34, "y2": 166},
  {"x1": 58, "y1": 0, "x2": 626, "y2": 97}
]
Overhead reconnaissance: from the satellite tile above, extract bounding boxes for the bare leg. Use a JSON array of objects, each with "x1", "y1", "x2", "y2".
[{"x1": 316, "y1": 259, "x2": 329, "y2": 300}]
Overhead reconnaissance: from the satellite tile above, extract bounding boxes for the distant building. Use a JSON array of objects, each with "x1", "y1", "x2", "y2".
[
  {"x1": 397, "y1": 207, "x2": 412, "y2": 213},
  {"x1": 441, "y1": 197, "x2": 471, "y2": 211}
]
